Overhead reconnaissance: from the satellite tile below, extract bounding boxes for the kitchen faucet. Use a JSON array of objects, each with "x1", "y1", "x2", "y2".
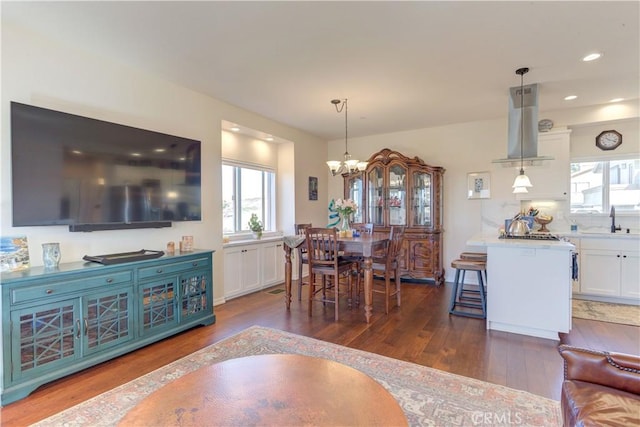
[{"x1": 610, "y1": 206, "x2": 621, "y2": 233}]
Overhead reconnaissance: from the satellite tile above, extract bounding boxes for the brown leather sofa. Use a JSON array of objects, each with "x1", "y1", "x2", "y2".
[{"x1": 558, "y1": 344, "x2": 640, "y2": 426}]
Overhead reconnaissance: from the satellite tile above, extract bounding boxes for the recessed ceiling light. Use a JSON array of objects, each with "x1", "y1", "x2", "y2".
[
  {"x1": 154, "y1": 148, "x2": 166, "y2": 153},
  {"x1": 230, "y1": 126, "x2": 240, "y2": 132},
  {"x1": 564, "y1": 95, "x2": 578, "y2": 101},
  {"x1": 582, "y1": 53, "x2": 602, "y2": 62},
  {"x1": 131, "y1": 152, "x2": 141, "y2": 157},
  {"x1": 265, "y1": 136, "x2": 274, "y2": 142},
  {"x1": 609, "y1": 98, "x2": 624, "y2": 103}
]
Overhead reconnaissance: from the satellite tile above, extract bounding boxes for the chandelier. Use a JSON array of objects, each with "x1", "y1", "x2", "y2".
[
  {"x1": 512, "y1": 67, "x2": 533, "y2": 194},
  {"x1": 326, "y1": 98, "x2": 367, "y2": 176}
]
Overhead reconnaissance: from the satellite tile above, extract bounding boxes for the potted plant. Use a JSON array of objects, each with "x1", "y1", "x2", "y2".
[{"x1": 248, "y1": 214, "x2": 263, "y2": 239}]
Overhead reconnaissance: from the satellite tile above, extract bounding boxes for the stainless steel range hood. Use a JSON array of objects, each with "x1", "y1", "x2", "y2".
[{"x1": 493, "y1": 82, "x2": 553, "y2": 165}]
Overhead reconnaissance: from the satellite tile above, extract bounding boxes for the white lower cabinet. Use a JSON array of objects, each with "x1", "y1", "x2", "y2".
[
  {"x1": 580, "y1": 249, "x2": 621, "y2": 297},
  {"x1": 577, "y1": 237, "x2": 640, "y2": 301},
  {"x1": 223, "y1": 238, "x2": 285, "y2": 300},
  {"x1": 620, "y1": 251, "x2": 640, "y2": 299},
  {"x1": 262, "y1": 241, "x2": 285, "y2": 286},
  {"x1": 224, "y1": 244, "x2": 260, "y2": 299}
]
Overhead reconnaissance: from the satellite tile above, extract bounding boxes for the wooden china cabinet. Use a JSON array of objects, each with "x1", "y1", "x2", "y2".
[{"x1": 343, "y1": 148, "x2": 445, "y2": 285}]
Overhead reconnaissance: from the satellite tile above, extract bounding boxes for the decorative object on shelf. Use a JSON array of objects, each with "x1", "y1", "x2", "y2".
[
  {"x1": 595, "y1": 129, "x2": 622, "y2": 151},
  {"x1": 83, "y1": 249, "x2": 165, "y2": 265},
  {"x1": 512, "y1": 67, "x2": 534, "y2": 194},
  {"x1": 535, "y1": 215, "x2": 553, "y2": 233},
  {"x1": 0, "y1": 235, "x2": 29, "y2": 272},
  {"x1": 538, "y1": 118, "x2": 554, "y2": 132},
  {"x1": 467, "y1": 171, "x2": 491, "y2": 199},
  {"x1": 326, "y1": 98, "x2": 367, "y2": 176},
  {"x1": 327, "y1": 199, "x2": 340, "y2": 228},
  {"x1": 308, "y1": 176, "x2": 318, "y2": 200},
  {"x1": 248, "y1": 214, "x2": 263, "y2": 239},
  {"x1": 181, "y1": 235, "x2": 194, "y2": 251},
  {"x1": 166, "y1": 241, "x2": 175, "y2": 254},
  {"x1": 42, "y1": 242, "x2": 61, "y2": 269},
  {"x1": 334, "y1": 198, "x2": 357, "y2": 236}
]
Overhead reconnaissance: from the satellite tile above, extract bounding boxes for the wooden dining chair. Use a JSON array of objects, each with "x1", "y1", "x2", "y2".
[
  {"x1": 305, "y1": 227, "x2": 356, "y2": 321},
  {"x1": 364, "y1": 226, "x2": 405, "y2": 314},
  {"x1": 294, "y1": 223, "x2": 312, "y2": 301},
  {"x1": 344, "y1": 223, "x2": 374, "y2": 282}
]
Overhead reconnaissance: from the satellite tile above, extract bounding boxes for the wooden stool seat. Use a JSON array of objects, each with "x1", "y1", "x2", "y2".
[
  {"x1": 451, "y1": 259, "x2": 485, "y2": 270},
  {"x1": 459, "y1": 252, "x2": 487, "y2": 261}
]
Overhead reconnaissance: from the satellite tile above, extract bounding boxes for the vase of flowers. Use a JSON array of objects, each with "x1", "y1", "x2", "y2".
[{"x1": 334, "y1": 198, "x2": 357, "y2": 234}]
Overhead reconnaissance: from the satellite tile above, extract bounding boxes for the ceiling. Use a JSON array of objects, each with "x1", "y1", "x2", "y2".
[{"x1": 3, "y1": 1, "x2": 639, "y2": 141}]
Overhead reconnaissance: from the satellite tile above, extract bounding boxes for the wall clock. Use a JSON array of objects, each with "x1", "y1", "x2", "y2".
[{"x1": 595, "y1": 130, "x2": 622, "y2": 151}]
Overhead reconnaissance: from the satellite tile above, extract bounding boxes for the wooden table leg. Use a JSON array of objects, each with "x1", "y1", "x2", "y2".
[
  {"x1": 362, "y1": 256, "x2": 373, "y2": 323},
  {"x1": 284, "y1": 244, "x2": 293, "y2": 309}
]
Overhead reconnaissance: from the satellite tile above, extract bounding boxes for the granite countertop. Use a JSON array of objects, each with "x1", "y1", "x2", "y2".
[
  {"x1": 223, "y1": 234, "x2": 283, "y2": 248},
  {"x1": 557, "y1": 231, "x2": 640, "y2": 239},
  {"x1": 467, "y1": 234, "x2": 575, "y2": 250}
]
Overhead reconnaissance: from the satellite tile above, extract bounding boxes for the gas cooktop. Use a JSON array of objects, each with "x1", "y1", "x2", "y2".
[{"x1": 500, "y1": 233, "x2": 560, "y2": 241}]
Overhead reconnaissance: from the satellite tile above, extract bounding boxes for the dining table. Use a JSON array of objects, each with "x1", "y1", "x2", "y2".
[{"x1": 282, "y1": 234, "x2": 389, "y2": 323}]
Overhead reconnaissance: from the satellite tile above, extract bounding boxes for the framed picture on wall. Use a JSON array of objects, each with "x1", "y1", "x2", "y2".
[
  {"x1": 308, "y1": 176, "x2": 318, "y2": 200},
  {"x1": 467, "y1": 172, "x2": 491, "y2": 199}
]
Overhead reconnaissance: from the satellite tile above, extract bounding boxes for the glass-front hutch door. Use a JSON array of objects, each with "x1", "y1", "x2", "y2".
[
  {"x1": 412, "y1": 171, "x2": 432, "y2": 227},
  {"x1": 388, "y1": 164, "x2": 407, "y2": 226},
  {"x1": 345, "y1": 174, "x2": 364, "y2": 224},
  {"x1": 367, "y1": 166, "x2": 385, "y2": 226}
]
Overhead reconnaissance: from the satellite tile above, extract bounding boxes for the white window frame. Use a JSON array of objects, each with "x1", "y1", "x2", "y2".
[
  {"x1": 222, "y1": 160, "x2": 276, "y2": 235},
  {"x1": 570, "y1": 153, "x2": 640, "y2": 217}
]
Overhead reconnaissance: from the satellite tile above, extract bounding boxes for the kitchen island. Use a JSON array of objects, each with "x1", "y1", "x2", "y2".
[{"x1": 467, "y1": 235, "x2": 575, "y2": 340}]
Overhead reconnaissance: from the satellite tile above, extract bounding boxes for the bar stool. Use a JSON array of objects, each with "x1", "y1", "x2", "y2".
[
  {"x1": 449, "y1": 258, "x2": 487, "y2": 319},
  {"x1": 459, "y1": 252, "x2": 488, "y2": 297}
]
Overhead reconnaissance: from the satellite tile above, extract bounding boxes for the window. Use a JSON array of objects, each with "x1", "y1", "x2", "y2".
[
  {"x1": 222, "y1": 163, "x2": 275, "y2": 234},
  {"x1": 570, "y1": 156, "x2": 640, "y2": 214}
]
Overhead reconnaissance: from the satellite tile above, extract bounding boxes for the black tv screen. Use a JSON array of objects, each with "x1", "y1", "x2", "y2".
[{"x1": 11, "y1": 102, "x2": 201, "y2": 231}]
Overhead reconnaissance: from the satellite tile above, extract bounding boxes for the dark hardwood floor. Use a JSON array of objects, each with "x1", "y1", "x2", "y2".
[{"x1": 2, "y1": 280, "x2": 639, "y2": 425}]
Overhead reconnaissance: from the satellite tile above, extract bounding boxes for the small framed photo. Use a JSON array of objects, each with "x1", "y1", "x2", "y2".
[
  {"x1": 467, "y1": 172, "x2": 491, "y2": 199},
  {"x1": 308, "y1": 176, "x2": 318, "y2": 200},
  {"x1": 0, "y1": 235, "x2": 30, "y2": 272}
]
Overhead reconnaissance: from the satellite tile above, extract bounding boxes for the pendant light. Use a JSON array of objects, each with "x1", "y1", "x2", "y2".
[
  {"x1": 326, "y1": 98, "x2": 367, "y2": 176},
  {"x1": 512, "y1": 67, "x2": 533, "y2": 193}
]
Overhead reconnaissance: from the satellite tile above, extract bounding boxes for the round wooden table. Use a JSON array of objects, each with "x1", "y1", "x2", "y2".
[{"x1": 118, "y1": 354, "x2": 408, "y2": 426}]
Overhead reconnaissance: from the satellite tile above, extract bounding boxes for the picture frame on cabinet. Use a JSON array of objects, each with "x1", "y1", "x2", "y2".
[
  {"x1": 467, "y1": 172, "x2": 491, "y2": 199},
  {"x1": 0, "y1": 235, "x2": 30, "y2": 272},
  {"x1": 308, "y1": 176, "x2": 318, "y2": 200}
]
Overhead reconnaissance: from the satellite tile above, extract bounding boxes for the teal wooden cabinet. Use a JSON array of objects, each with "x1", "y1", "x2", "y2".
[{"x1": 1, "y1": 250, "x2": 215, "y2": 406}]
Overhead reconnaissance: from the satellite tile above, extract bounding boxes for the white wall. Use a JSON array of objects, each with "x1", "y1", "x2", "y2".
[{"x1": 1, "y1": 24, "x2": 325, "y2": 302}]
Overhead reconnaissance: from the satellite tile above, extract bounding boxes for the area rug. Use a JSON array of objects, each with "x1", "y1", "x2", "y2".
[
  {"x1": 33, "y1": 326, "x2": 561, "y2": 427},
  {"x1": 573, "y1": 299, "x2": 640, "y2": 327}
]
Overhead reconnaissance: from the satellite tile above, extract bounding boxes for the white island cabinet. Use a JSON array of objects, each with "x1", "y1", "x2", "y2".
[{"x1": 467, "y1": 236, "x2": 575, "y2": 341}]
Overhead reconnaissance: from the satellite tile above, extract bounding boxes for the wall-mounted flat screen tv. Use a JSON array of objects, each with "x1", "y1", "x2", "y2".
[{"x1": 11, "y1": 102, "x2": 202, "y2": 232}]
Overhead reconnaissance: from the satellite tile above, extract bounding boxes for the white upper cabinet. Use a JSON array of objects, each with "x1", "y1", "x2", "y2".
[{"x1": 516, "y1": 129, "x2": 571, "y2": 200}]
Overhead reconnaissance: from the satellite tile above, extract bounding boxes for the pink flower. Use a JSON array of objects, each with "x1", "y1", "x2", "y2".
[{"x1": 335, "y1": 198, "x2": 358, "y2": 216}]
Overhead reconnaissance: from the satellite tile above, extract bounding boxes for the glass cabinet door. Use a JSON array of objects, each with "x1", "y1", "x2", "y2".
[
  {"x1": 367, "y1": 166, "x2": 385, "y2": 226},
  {"x1": 412, "y1": 171, "x2": 432, "y2": 227},
  {"x1": 346, "y1": 174, "x2": 364, "y2": 224},
  {"x1": 388, "y1": 164, "x2": 407, "y2": 226}
]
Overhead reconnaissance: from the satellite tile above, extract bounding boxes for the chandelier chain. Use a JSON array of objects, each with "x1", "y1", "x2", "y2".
[{"x1": 344, "y1": 99, "x2": 348, "y2": 155}]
